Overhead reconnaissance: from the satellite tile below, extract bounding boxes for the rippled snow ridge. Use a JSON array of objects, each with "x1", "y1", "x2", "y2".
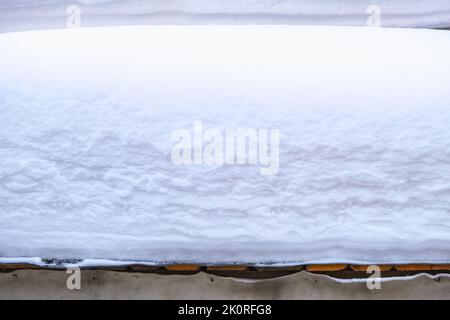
[{"x1": 1, "y1": 25, "x2": 450, "y2": 265}]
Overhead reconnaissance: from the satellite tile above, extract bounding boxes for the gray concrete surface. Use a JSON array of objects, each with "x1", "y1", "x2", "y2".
[{"x1": 1, "y1": 270, "x2": 450, "y2": 299}]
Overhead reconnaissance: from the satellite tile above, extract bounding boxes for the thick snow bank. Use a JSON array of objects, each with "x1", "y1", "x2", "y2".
[
  {"x1": 0, "y1": 0, "x2": 449, "y2": 30},
  {"x1": 1, "y1": 26, "x2": 450, "y2": 265}
]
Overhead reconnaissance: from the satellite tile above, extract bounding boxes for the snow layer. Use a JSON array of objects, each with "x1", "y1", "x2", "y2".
[
  {"x1": 1, "y1": 26, "x2": 450, "y2": 265},
  {"x1": 0, "y1": 0, "x2": 450, "y2": 29}
]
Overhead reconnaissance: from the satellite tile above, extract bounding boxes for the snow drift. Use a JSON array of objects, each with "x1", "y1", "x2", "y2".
[{"x1": 1, "y1": 25, "x2": 450, "y2": 265}]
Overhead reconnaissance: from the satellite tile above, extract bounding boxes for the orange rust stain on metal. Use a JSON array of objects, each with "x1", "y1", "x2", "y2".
[
  {"x1": 394, "y1": 264, "x2": 433, "y2": 271},
  {"x1": 256, "y1": 266, "x2": 304, "y2": 271},
  {"x1": 350, "y1": 265, "x2": 393, "y2": 272},
  {"x1": 306, "y1": 264, "x2": 348, "y2": 272},
  {"x1": 165, "y1": 264, "x2": 201, "y2": 271},
  {"x1": 431, "y1": 264, "x2": 450, "y2": 271}
]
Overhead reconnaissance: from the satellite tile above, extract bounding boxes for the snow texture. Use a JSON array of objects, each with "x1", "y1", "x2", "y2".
[{"x1": 1, "y1": 25, "x2": 450, "y2": 265}]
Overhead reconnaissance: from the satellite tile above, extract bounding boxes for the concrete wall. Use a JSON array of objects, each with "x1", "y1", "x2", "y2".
[{"x1": 1, "y1": 270, "x2": 450, "y2": 299}]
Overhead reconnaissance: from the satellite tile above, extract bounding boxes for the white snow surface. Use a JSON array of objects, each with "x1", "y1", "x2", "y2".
[{"x1": 1, "y1": 25, "x2": 450, "y2": 265}]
